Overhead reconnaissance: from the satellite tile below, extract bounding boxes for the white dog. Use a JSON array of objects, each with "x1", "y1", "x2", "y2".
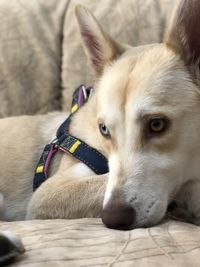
[{"x1": 1, "y1": 0, "x2": 200, "y2": 263}]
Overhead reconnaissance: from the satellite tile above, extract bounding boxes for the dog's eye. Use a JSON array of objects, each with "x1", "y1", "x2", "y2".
[
  {"x1": 150, "y1": 118, "x2": 165, "y2": 132},
  {"x1": 99, "y1": 123, "x2": 110, "y2": 138},
  {"x1": 148, "y1": 117, "x2": 169, "y2": 136}
]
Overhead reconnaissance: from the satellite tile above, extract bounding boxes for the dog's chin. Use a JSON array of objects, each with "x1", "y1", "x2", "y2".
[
  {"x1": 128, "y1": 202, "x2": 168, "y2": 229},
  {"x1": 128, "y1": 211, "x2": 166, "y2": 229}
]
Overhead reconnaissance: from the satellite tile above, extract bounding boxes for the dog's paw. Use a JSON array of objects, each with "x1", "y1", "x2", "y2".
[
  {"x1": 0, "y1": 231, "x2": 25, "y2": 266},
  {"x1": 167, "y1": 201, "x2": 195, "y2": 224}
]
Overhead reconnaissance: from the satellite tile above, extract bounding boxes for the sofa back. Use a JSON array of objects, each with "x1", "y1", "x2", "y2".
[{"x1": 0, "y1": 0, "x2": 176, "y2": 117}]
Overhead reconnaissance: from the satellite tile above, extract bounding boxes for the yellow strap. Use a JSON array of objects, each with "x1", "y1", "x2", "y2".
[
  {"x1": 36, "y1": 165, "x2": 44, "y2": 173},
  {"x1": 71, "y1": 103, "x2": 78, "y2": 113},
  {"x1": 69, "y1": 140, "x2": 81, "y2": 153}
]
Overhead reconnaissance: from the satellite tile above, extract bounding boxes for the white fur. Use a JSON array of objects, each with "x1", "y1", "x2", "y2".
[
  {"x1": 103, "y1": 153, "x2": 119, "y2": 208},
  {"x1": 69, "y1": 162, "x2": 95, "y2": 177}
]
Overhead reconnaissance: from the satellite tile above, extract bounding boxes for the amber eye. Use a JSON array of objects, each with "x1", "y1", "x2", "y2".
[
  {"x1": 99, "y1": 123, "x2": 110, "y2": 138},
  {"x1": 149, "y1": 118, "x2": 165, "y2": 133},
  {"x1": 146, "y1": 117, "x2": 170, "y2": 137}
]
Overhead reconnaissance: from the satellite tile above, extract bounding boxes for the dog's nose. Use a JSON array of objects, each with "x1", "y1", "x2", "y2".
[{"x1": 102, "y1": 203, "x2": 135, "y2": 230}]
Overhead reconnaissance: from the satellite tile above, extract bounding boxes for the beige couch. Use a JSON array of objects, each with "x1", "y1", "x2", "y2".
[{"x1": 1, "y1": 0, "x2": 200, "y2": 266}]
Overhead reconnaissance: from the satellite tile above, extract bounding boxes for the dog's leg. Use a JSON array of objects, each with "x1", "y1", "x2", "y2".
[
  {"x1": 167, "y1": 201, "x2": 195, "y2": 223},
  {"x1": 0, "y1": 231, "x2": 25, "y2": 265},
  {"x1": 168, "y1": 180, "x2": 200, "y2": 225},
  {"x1": 0, "y1": 194, "x2": 25, "y2": 265},
  {"x1": 26, "y1": 174, "x2": 107, "y2": 219}
]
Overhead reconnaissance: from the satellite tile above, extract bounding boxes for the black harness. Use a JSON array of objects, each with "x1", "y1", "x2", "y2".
[{"x1": 33, "y1": 85, "x2": 109, "y2": 191}]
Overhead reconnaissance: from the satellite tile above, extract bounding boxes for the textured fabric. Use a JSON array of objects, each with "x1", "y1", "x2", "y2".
[
  {"x1": 0, "y1": 0, "x2": 177, "y2": 116},
  {"x1": 0, "y1": 0, "x2": 70, "y2": 117},
  {"x1": 62, "y1": 0, "x2": 177, "y2": 111},
  {"x1": 1, "y1": 219, "x2": 199, "y2": 266}
]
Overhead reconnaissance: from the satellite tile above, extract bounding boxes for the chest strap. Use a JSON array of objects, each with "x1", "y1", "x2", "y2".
[{"x1": 33, "y1": 85, "x2": 108, "y2": 191}]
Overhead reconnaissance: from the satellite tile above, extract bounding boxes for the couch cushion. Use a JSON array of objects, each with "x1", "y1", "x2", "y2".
[
  {"x1": 1, "y1": 219, "x2": 199, "y2": 266},
  {"x1": 0, "y1": 0, "x2": 178, "y2": 116},
  {"x1": 0, "y1": 0, "x2": 69, "y2": 117},
  {"x1": 62, "y1": 0, "x2": 177, "y2": 111}
]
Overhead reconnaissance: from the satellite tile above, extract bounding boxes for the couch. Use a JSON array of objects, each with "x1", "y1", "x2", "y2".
[{"x1": 1, "y1": 0, "x2": 200, "y2": 266}]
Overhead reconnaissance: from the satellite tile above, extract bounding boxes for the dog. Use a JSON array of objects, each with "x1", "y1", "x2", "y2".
[{"x1": 1, "y1": 0, "x2": 200, "y2": 264}]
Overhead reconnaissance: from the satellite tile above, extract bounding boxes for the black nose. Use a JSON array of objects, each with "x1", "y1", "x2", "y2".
[{"x1": 102, "y1": 203, "x2": 135, "y2": 230}]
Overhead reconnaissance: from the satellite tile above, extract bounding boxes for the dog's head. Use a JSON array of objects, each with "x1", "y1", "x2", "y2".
[{"x1": 76, "y1": 0, "x2": 200, "y2": 229}]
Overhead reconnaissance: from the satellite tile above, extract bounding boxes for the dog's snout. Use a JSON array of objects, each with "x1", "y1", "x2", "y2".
[{"x1": 102, "y1": 203, "x2": 135, "y2": 230}]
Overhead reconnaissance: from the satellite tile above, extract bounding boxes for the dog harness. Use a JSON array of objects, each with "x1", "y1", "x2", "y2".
[{"x1": 33, "y1": 85, "x2": 109, "y2": 191}]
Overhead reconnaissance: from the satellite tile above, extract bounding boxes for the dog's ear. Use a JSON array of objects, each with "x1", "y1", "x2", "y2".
[
  {"x1": 75, "y1": 5, "x2": 126, "y2": 77},
  {"x1": 165, "y1": 0, "x2": 200, "y2": 79}
]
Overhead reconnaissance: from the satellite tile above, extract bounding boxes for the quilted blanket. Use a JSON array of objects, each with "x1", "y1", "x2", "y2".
[{"x1": 1, "y1": 219, "x2": 199, "y2": 266}]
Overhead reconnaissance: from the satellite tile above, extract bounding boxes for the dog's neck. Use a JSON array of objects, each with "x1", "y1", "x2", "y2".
[{"x1": 69, "y1": 93, "x2": 104, "y2": 154}]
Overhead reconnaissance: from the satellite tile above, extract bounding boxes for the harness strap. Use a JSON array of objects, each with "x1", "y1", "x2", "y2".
[
  {"x1": 33, "y1": 144, "x2": 57, "y2": 190},
  {"x1": 33, "y1": 85, "x2": 108, "y2": 191},
  {"x1": 58, "y1": 134, "x2": 108, "y2": 175}
]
